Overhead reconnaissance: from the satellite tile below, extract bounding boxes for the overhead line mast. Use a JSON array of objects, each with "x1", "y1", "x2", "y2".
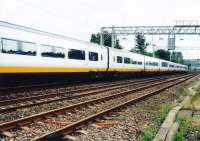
[{"x1": 100, "y1": 20, "x2": 200, "y2": 58}]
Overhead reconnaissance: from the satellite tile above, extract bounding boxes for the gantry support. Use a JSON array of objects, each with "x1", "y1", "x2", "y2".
[{"x1": 100, "y1": 21, "x2": 200, "y2": 49}]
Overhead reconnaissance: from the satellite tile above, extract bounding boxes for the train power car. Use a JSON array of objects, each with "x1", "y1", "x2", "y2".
[{"x1": 0, "y1": 21, "x2": 188, "y2": 87}]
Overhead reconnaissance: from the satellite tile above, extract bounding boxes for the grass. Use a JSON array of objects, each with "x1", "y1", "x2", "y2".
[
  {"x1": 176, "y1": 87, "x2": 189, "y2": 103},
  {"x1": 139, "y1": 83, "x2": 197, "y2": 141},
  {"x1": 139, "y1": 104, "x2": 172, "y2": 141},
  {"x1": 191, "y1": 86, "x2": 200, "y2": 109},
  {"x1": 173, "y1": 85, "x2": 200, "y2": 141},
  {"x1": 173, "y1": 117, "x2": 190, "y2": 141}
]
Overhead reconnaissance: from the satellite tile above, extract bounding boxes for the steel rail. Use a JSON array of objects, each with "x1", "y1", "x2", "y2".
[
  {"x1": 32, "y1": 74, "x2": 196, "y2": 141},
  {"x1": 0, "y1": 77, "x2": 170, "y2": 113},
  {"x1": 0, "y1": 76, "x2": 169, "y2": 107},
  {"x1": 0, "y1": 74, "x2": 193, "y2": 132},
  {"x1": 0, "y1": 75, "x2": 158, "y2": 92}
]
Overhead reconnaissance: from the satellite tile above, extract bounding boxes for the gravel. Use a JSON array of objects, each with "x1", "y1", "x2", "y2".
[
  {"x1": 0, "y1": 79, "x2": 158, "y2": 123},
  {"x1": 2, "y1": 80, "x2": 181, "y2": 140},
  {"x1": 73, "y1": 76, "x2": 199, "y2": 141},
  {"x1": 0, "y1": 78, "x2": 138, "y2": 101},
  {"x1": 0, "y1": 74, "x2": 195, "y2": 141}
]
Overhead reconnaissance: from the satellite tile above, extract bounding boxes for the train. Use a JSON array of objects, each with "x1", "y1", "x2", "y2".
[{"x1": 0, "y1": 21, "x2": 188, "y2": 87}]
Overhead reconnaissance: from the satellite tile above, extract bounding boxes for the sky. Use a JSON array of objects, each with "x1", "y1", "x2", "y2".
[{"x1": 0, "y1": 0, "x2": 200, "y2": 59}]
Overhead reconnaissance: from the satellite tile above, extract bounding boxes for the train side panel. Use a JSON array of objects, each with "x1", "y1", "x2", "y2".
[
  {"x1": 144, "y1": 56, "x2": 160, "y2": 73},
  {"x1": 107, "y1": 48, "x2": 144, "y2": 77},
  {"x1": 0, "y1": 25, "x2": 108, "y2": 87}
]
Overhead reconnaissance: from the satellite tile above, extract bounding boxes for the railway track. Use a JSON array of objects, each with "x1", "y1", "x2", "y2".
[
  {"x1": 0, "y1": 75, "x2": 166, "y2": 101},
  {"x1": 0, "y1": 74, "x2": 181, "y2": 101},
  {"x1": 0, "y1": 74, "x2": 165, "y2": 94},
  {"x1": 0, "y1": 75, "x2": 187, "y2": 118},
  {"x1": 0, "y1": 73, "x2": 196, "y2": 141},
  {"x1": 0, "y1": 75, "x2": 177, "y2": 124},
  {"x1": 0, "y1": 75, "x2": 175, "y2": 114}
]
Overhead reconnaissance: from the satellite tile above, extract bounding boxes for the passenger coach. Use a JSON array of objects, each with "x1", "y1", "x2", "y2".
[{"x1": 0, "y1": 21, "x2": 188, "y2": 87}]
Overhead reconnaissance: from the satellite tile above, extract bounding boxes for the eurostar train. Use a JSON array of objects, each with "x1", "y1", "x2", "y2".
[{"x1": 0, "y1": 21, "x2": 188, "y2": 87}]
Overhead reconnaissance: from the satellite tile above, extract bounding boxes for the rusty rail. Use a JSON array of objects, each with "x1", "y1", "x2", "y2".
[
  {"x1": 0, "y1": 76, "x2": 168, "y2": 107},
  {"x1": 0, "y1": 77, "x2": 170, "y2": 113},
  {"x1": 32, "y1": 74, "x2": 196, "y2": 141},
  {"x1": 0, "y1": 74, "x2": 193, "y2": 132}
]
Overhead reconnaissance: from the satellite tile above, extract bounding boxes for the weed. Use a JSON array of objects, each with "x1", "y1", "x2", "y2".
[
  {"x1": 139, "y1": 104, "x2": 172, "y2": 141},
  {"x1": 173, "y1": 118, "x2": 190, "y2": 141},
  {"x1": 177, "y1": 87, "x2": 189, "y2": 103}
]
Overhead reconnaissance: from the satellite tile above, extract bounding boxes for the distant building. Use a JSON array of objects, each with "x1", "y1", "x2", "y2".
[{"x1": 185, "y1": 59, "x2": 200, "y2": 71}]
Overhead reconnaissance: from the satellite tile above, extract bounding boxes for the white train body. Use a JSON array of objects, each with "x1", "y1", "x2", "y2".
[
  {"x1": 0, "y1": 21, "x2": 188, "y2": 87},
  {"x1": 108, "y1": 48, "x2": 144, "y2": 72}
]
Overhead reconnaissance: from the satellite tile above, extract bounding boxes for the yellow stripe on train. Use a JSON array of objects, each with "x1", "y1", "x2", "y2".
[
  {"x1": 0, "y1": 66, "x2": 105, "y2": 73},
  {"x1": 0, "y1": 66, "x2": 168, "y2": 73}
]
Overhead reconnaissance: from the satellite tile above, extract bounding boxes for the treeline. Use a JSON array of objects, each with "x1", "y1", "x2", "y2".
[
  {"x1": 90, "y1": 32, "x2": 122, "y2": 49},
  {"x1": 90, "y1": 32, "x2": 184, "y2": 64}
]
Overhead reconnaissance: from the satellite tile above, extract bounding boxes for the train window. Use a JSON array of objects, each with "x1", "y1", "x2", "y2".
[
  {"x1": 2, "y1": 39, "x2": 18, "y2": 54},
  {"x1": 162, "y1": 62, "x2": 168, "y2": 67},
  {"x1": 21, "y1": 42, "x2": 37, "y2": 56},
  {"x1": 153, "y1": 62, "x2": 158, "y2": 66},
  {"x1": 148, "y1": 62, "x2": 151, "y2": 66},
  {"x1": 132, "y1": 60, "x2": 137, "y2": 64},
  {"x1": 1, "y1": 38, "x2": 36, "y2": 56},
  {"x1": 117, "y1": 56, "x2": 123, "y2": 63},
  {"x1": 149, "y1": 62, "x2": 152, "y2": 66},
  {"x1": 113, "y1": 56, "x2": 115, "y2": 62},
  {"x1": 68, "y1": 49, "x2": 85, "y2": 60},
  {"x1": 146, "y1": 62, "x2": 148, "y2": 66},
  {"x1": 155, "y1": 62, "x2": 158, "y2": 66},
  {"x1": 138, "y1": 61, "x2": 142, "y2": 65},
  {"x1": 124, "y1": 57, "x2": 131, "y2": 64},
  {"x1": 89, "y1": 52, "x2": 98, "y2": 61},
  {"x1": 41, "y1": 45, "x2": 65, "y2": 58}
]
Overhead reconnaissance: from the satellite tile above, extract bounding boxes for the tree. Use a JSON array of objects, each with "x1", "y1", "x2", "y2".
[
  {"x1": 90, "y1": 32, "x2": 111, "y2": 47},
  {"x1": 144, "y1": 52, "x2": 153, "y2": 57},
  {"x1": 115, "y1": 39, "x2": 123, "y2": 49},
  {"x1": 154, "y1": 49, "x2": 170, "y2": 61},
  {"x1": 90, "y1": 32, "x2": 122, "y2": 49},
  {"x1": 171, "y1": 51, "x2": 184, "y2": 64},
  {"x1": 90, "y1": 33, "x2": 101, "y2": 45},
  {"x1": 133, "y1": 33, "x2": 149, "y2": 54}
]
